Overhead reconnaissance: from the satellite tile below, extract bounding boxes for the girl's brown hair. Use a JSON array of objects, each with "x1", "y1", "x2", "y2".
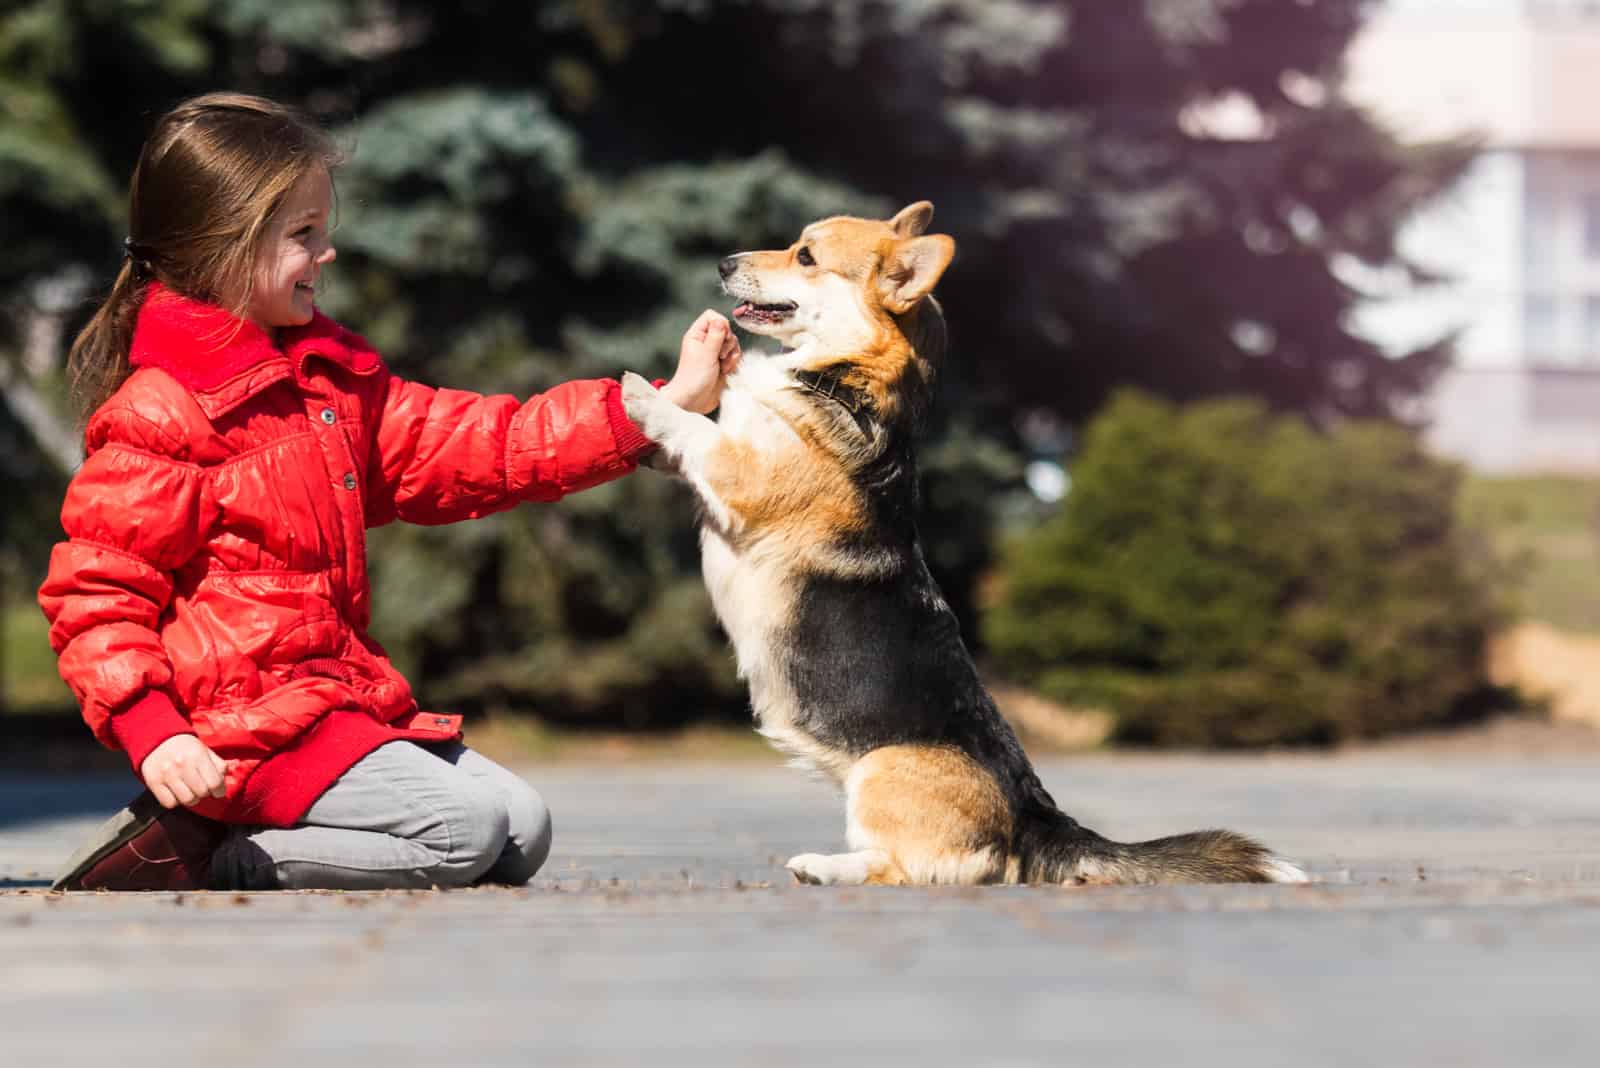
[{"x1": 68, "y1": 92, "x2": 342, "y2": 420}]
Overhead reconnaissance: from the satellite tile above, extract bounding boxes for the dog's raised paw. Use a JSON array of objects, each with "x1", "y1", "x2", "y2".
[
  {"x1": 620, "y1": 370, "x2": 684, "y2": 447},
  {"x1": 619, "y1": 371, "x2": 660, "y2": 423}
]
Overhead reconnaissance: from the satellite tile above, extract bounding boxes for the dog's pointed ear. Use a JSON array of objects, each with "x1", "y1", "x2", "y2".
[
  {"x1": 889, "y1": 201, "x2": 935, "y2": 238},
  {"x1": 879, "y1": 234, "x2": 955, "y2": 314}
]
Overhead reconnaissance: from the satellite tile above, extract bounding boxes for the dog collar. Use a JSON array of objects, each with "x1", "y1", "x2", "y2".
[{"x1": 794, "y1": 367, "x2": 876, "y2": 440}]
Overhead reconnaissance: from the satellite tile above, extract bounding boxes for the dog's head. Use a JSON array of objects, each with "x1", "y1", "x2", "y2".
[{"x1": 719, "y1": 202, "x2": 955, "y2": 358}]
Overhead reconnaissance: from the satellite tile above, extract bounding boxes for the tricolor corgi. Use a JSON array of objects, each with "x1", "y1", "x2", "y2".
[{"x1": 621, "y1": 202, "x2": 1306, "y2": 886}]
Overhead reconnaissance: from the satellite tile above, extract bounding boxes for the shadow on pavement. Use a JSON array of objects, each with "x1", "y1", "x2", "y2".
[
  {"x1": 1, "y1": 713, "x2": 134, "y2": 832},
  {"x1": 0, "y1": 774, "x2": 135, "y2": 832}
]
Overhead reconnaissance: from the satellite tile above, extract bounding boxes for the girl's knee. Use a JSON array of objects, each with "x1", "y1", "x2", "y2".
[
  {"x1": 516, "y1": 785, "x2": 553, "y2": 874},
  {"x1": 435, "y1": 779, "x2": 510, "y2": 887},
  {"x1": 489, "y1": 782, "x2": 552, "y2": 885}
]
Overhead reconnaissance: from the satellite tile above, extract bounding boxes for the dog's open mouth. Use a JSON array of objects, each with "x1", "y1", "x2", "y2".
[{"x1": 732, "y1": 300, "x2": 798, "y2": 326}]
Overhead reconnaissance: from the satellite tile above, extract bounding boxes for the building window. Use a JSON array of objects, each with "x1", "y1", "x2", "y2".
[
  {"x1": 1584, "y1": 296, "x2": 1600, "y2": 357},
  {"x1": 1525, "y1": 293, "x2": 1562, "y2": 361},
  {"x1": 1584, "y1": 194, "x2": 1600, "y2": 260},
  {"x1": 1524, "y1": 180, "x2": 1562, "y2": 280}
]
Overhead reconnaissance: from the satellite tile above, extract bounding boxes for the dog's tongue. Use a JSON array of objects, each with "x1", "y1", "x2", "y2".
[{"x1": 733, "y1": 302, "x2": 753, "y2": 317}]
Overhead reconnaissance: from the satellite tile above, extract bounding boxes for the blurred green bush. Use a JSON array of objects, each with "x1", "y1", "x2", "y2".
[
  {"x1": 984, "y1": 391, "x2": 1504, "y2": 746},
  {"x1": 0, "y1": 0, "x2": 1472, "y2": 730}
]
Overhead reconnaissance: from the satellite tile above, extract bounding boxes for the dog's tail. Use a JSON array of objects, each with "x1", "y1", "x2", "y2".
[{"x1": 1015, "y1": 809, "x2": 1307, "y2": 886}]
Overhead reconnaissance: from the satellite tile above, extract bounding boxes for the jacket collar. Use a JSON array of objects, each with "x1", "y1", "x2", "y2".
[{"x1": 129, "y1": 281, "x2": 381, "y2": 417}]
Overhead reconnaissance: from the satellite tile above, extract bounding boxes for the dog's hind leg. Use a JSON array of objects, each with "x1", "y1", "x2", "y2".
[
  {"x1": 835, "y1": 745, "x2": 1013, "y2": 887},
  {"x1": 786, "y1": 850, "x2": 906, "y2": 886}
]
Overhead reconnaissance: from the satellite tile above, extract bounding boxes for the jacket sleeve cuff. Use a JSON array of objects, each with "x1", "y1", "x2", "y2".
[
  {"x1": 108, "y1": 690, "x2": 195, "y2": 774},
  {"x1": 605, "y1": 378, "x2": 660, "y2": 461}
]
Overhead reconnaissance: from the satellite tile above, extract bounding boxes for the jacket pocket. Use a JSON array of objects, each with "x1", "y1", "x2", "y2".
[{"x1": 190, "y1": 675, "x2": 364, "y2": 757}]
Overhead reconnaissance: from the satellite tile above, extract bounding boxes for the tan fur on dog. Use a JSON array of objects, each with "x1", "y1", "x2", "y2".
[
  {"x1": 621, "y1": 201, "x2": 1307, "y2": 889},
  {"x1": 846, "y1": 746, "x2": 1012, "y2": 886}
]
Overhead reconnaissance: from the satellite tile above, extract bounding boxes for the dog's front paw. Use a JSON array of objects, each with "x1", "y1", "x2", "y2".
[
  {"x1": 620, "y1": 371, "x2": 676, "y2": 441},
  {"x1": 620, "y1": 370, "x2": 656, "y2": 415},
  {"x1": 786, "y1": 854, "x2": 831, "y2": 886}
]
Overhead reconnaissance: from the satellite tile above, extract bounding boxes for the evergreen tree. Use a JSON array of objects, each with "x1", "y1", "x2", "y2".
[{"x1": 0, "y1": 0, "x2": 1470, "y2": 727}]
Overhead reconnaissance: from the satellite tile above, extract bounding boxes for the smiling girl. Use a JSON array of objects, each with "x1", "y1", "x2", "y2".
[{"x1": 40, "y1": 92, "x2": 739, "y2": 891}]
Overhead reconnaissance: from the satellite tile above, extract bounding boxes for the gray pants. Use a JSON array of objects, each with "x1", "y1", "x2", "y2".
[{"x1": 211, "y1": 740, "x2": 552, "y2": 890}]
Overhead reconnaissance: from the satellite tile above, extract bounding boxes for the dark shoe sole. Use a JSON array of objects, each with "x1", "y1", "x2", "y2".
[{"x1": 51, "y1": 791, "x2": 164, "y2": 892}]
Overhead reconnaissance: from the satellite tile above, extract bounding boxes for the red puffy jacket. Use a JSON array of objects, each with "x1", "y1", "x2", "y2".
[{"x1": 38, "y1": 283, "x2": 654, "y2": 825}]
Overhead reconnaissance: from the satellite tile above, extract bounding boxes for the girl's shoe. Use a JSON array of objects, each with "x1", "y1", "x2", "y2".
[{"x1": 51, "y1": 791, "x2": 226, "y2": 891}]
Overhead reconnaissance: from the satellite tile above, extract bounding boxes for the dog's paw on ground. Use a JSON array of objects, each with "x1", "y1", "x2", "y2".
[{"x1": 786, "y1": 854, "x2": 831, "y2": 885}]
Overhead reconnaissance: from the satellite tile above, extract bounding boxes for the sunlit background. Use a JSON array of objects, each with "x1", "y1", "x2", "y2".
[{"x1": 5, "y1": 0, "x2": 1599, "y2": 752}]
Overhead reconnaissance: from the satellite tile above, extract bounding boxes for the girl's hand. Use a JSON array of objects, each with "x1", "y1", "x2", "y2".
[
  {"x1": 140, "y1": 734, "x2": 229, "y2": 809},
  {"x1": 659, "y1": 310, "x2": 741, "y2": 415}
]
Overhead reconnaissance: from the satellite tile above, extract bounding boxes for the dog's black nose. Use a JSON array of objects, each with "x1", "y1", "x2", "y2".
[{"x1": 718, "y1": 256, "x2": 739, "y2": 280}]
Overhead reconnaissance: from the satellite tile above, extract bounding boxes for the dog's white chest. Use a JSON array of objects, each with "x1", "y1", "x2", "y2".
[
  {"x1": 715, "y1": 366, "x2": 800, "y2": 448},
  {"x1": 698, "y1": 529, "x2": 786, "y2": 675},
  {"x1": 695, "y1": 359, "x2": 852, "y2": 776},
  {"x1": 698, "y1": 367, "x2": 804, "y2": 652}
]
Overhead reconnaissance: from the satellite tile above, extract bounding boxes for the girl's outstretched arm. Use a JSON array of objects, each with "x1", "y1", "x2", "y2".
[
  {"x1": 363, "y1": 372, "x2": 656, "y2": 527},
  {"x1": 362, "y1": 310, "x2": 737, "y2": 526}
]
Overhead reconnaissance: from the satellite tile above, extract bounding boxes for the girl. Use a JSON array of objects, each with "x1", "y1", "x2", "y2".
[{"x1": 39, "y1": 92, "x2": 739, "y2": 891}]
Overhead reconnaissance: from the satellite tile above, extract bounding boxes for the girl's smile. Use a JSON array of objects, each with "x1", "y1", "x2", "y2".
[{"x1": 247, "y1": 166, "x2": 336, "y2": 331}]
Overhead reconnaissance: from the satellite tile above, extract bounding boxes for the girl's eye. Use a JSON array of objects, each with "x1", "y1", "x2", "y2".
[
  {"x1": 292, "y1": 226, "x2": 313, "y2": 240},
  {"x1": 797, "y1": 247, "x2": 815, "y2": 267}
]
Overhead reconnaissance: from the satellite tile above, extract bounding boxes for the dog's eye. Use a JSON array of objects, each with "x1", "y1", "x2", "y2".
[{"x1": 797, "y1": 247, "x2": 815, "y2": 267}]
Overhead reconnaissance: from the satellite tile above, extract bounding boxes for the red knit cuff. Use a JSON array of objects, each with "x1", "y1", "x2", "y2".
[
  {"x1": 108, "y1": 690, "x2": 195, "y2": 775},
  {"x1": 605, "y1": 378, "x2": 659, "y2": 460}
]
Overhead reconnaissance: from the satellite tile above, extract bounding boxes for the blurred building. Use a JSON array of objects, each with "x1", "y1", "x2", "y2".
[{"x1": 1347, "y1": 0, "x2": 1600, "y2": 471}]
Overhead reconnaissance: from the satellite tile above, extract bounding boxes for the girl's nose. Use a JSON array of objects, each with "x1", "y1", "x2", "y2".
[{"x1": 319, "y1": 243, "x2": 337, "y2": 265}]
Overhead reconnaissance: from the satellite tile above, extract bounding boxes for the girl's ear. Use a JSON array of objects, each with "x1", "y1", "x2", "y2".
[
  {"x1": 878, "y1": 234, "x2": 955, "y2": 314},
  {"x1": 889, "y1": 201, "x2": 935, "y2": 238}
]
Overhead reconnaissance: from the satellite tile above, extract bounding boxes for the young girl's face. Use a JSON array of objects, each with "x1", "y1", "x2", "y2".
[{"x1": 248, "y1": 166, "x2": 336, "y2": 331}]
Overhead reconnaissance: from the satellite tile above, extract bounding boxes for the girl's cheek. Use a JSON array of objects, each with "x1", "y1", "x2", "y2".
[{"x1": 254, "y1": 255, "x2": 278, "y2": 289}]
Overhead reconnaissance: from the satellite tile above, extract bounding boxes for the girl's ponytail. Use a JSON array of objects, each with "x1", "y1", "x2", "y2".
[{"x1": 67, "y1": 257, "x2": 148, "y2": 425}]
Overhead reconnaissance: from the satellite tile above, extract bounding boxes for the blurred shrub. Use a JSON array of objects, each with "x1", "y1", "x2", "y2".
[
  {"x1": 0, "y1": 0, "x2": 1472, "y2": 730},
  {"x1": 984, "y1": 391, "x2": 1503, "y2": 746}
]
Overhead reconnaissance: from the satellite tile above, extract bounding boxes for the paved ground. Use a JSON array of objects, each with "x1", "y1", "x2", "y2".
[{"x1": 2, "y1": 748, "x2": 1598, "y2": 1066}]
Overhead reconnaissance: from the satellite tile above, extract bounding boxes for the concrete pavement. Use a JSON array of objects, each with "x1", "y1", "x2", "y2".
[{"x1": 2, "y1": 750, "x2": 1598, "y2": 1066}]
